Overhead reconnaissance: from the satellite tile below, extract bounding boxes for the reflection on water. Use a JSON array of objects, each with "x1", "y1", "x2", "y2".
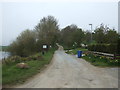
[{"x1": 0, "y1": 51, "x2": 10, "y2": 60}]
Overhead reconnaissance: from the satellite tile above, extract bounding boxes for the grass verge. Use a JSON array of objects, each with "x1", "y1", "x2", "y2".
[
  {"x1": 65, "y1": 48, "x2": 120, "y2": 67},
  {"x1": 82, "y1": 54, "x2": 120, "y2": 67},
  {"x1": 2, "y1": 48, "x2": 55, "y2": 86}
]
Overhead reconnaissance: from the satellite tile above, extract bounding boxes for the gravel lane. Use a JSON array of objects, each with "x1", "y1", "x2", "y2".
[{"x1": 13, "y1": 46, "x2": 118, "y2": 88}]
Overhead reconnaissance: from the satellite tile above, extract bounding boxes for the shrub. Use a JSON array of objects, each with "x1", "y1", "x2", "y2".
[
  {"x1": 2, "y1": 53, "x2": 43, "y2": 65},
  {"x1": 117, "y1": 38, "x2": 120, "y2": 54},
  {"x1": 2, "y1": 56, "x2": 22, "y2": 64},
  {"x1": 88, "y1": 44, "x2": 117, "y2": 54}
]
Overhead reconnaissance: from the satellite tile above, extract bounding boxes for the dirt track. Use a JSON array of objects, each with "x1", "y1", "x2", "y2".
[{"x1": 13, "y1": 45, "x2": 118, "y2": 88}]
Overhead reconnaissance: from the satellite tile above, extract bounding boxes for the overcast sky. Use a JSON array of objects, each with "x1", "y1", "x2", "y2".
[{"x1": 1, "y1": 1, "x2": 118, "y2": 46}]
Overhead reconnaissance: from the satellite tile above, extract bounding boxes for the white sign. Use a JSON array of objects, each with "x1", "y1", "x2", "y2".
[{"x1": 43, "y1": 45, "x2": 47, "y2": 49}]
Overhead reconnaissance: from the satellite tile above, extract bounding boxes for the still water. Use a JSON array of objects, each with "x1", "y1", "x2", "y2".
[{"x1": 0, "y1": 51, "x2": 10, "y2": 60}]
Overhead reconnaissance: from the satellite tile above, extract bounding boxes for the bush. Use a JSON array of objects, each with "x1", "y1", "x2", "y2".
[
  {"x1": 8, "y1": 30, "x2": 36, "y2": 57},
  {"x1": 2, "y1": 56, "x2": 22, "y2": 64},
  {"x1": 88, "y1": 44, "x2": 117, "y2": 54},
  {"x1": 117, "y1": 38, "x2": 120, "y2": 54},
  {"x1": 2, "y1": 53, "x2": 44, "y2": 65},
  {"x1": 26, "y1": 54, "x2": 43, "y2": 61}
]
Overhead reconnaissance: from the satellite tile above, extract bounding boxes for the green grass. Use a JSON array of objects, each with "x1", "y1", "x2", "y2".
[
  {"x1": 82, "y1": 54, "x2": 120, "y2": 67},
  {"x1": 2, "y1": 48, "x2": 55, "y2": 86},
  {"x1": 65, "y1": 48, "x2": 119, "y2": 67},
  {"x1": 65, "y1": 48, "x2": 88, "y2": 55}
]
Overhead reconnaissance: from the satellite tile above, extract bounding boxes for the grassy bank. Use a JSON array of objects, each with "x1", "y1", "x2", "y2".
[
  {"x1": 65, "y1": 48, "x2": 120, "y2": 67},
  {"x1": 82, "y1": 54, "x2": 120, "y2": 67},
  {"x1": 2, "y1": 48, "x2": 55, "y2": 86}
]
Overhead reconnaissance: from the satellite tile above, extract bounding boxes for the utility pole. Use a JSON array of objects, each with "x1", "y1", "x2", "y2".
[
  {"x1": 118, "y1": 1, "x2": 120, "y2": 55},
  {"x1": 89, "y1": 24, "x2": 92, "y2": 43}
]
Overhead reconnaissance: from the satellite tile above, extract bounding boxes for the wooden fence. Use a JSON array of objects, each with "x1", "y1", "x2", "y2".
[{"x1": 84, "y1": 51, "x2": 120, "y2": 60}]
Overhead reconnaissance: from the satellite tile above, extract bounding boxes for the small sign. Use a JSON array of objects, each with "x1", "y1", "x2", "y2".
[{"x1": 43, "y1": 45, "x2": 47, "y2": 49}]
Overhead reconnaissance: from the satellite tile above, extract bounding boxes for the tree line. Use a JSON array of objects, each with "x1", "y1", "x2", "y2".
[{"x1": 8, "y1": 16, "x2": 120, "y2": 56}]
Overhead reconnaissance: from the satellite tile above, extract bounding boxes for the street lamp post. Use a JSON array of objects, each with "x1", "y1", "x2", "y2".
[{"x1": 89, "y1": 24, "x2": 92, "y2": 43}]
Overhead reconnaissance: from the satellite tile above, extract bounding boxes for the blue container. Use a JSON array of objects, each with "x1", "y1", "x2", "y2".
[{"x1": 77, "y1": 51, "x2": 82, "y2": 58}]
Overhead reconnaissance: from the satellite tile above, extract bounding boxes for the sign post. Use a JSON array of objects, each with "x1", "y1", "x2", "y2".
[
  {"x1": 42, "y1": 44, "x2": 48, "y2": 55},
  {"x1": 43, "y1": 45, "x2": 47, "y2": 49}
]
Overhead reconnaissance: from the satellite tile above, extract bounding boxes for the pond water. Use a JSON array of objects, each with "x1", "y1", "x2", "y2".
[{"x1": 0, "y1": 51, "x2": 10, "y2": 60}]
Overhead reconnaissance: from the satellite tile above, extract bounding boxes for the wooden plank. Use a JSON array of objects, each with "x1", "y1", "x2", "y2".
[
  {"x1": 92, "y1": 51, "x2": 114, "y2": 59},
  {"x1": 84, "y1": 51, "x2": 119, "y2": 60},
  {"x1": 93, "y1": 51, "x2": 114, "y2": 56}
]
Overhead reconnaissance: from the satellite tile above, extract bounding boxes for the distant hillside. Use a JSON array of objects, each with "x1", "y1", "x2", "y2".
[
  {"x1": 0, "y1": 46, "x2": 1, "y2": 51},
  {"x1": 0, "y1": 46, "x2": 9, "y2": 51}
]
